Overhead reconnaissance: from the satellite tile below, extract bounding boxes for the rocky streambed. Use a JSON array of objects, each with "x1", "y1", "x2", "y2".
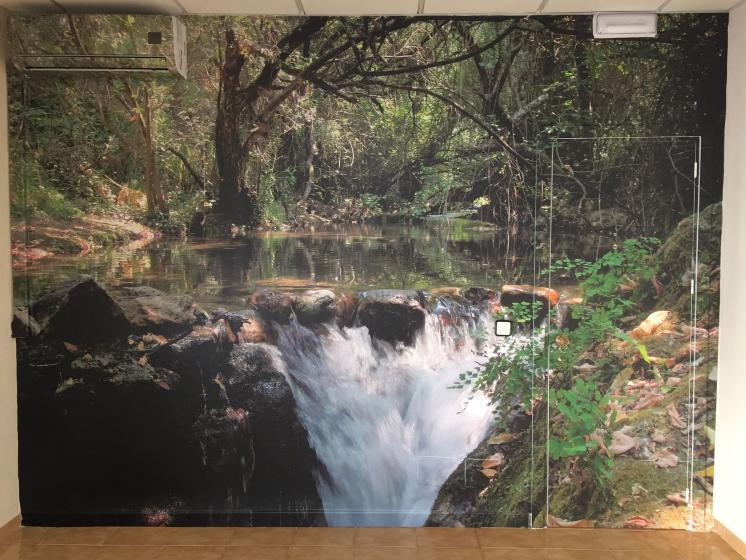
[{"x1": 16, "y1": 275, "x2": 557, "y2": 526}]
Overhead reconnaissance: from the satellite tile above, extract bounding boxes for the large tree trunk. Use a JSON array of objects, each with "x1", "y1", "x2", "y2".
[
  {"x1": 214, "y1": 30, "x2": 261, "y2": 226},
  {"x1": 144, "y1": 140, "x2": 168, "y2": 215}
]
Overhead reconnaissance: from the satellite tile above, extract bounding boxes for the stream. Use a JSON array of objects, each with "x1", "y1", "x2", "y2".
[{"x1": 273, "y1": 312, "x2": 499, "y2": 526}]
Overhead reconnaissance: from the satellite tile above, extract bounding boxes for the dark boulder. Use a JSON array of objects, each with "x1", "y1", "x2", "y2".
[
  {"x1": 12, "y1": 307, "x2": 41, "y2": 338},
  {"x1": 29, "y1": 276, "x2": 129, "y2": 345},
  {"x1": 463, "y1": 287, "x2": 497, "y2": 304},
  {"x1": 112, "y1": 285, "x2": 198, "y2": 336},
  {"x1": 222, "y1": 309, "x2": 270, "y2": 344},
  {"x1": 555, "y1": 301, "x2": 582, "y2": 331},
  {"x1": 248, "y1": 289, "x2": 294, "y2": 324},
  {"x1": 222, "y1": 343, "x2": 322, "y2": 522},
  {"x1": 294, "y1": 289, "x2": 336, "y2": 326},
  {"x1": 356, "y1": 289, "x2": 427, "y2": 345},
  {"x1": 333, "y1": 293, "x2": 358, "y2": 327}
]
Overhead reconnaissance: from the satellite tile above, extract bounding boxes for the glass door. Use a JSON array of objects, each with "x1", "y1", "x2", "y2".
[{"x1": 541, "y1": 137, "x2": 716, "y2": 530}]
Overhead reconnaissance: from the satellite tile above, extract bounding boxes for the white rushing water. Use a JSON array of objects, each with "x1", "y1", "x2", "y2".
[{"x1": 272, "y1": 311, "x2": 499, "y2": 527}]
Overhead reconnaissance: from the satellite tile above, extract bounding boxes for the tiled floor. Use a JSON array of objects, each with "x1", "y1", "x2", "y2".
[{"x1": 0, "y1": 526, "x2": 742, "y2": 560}]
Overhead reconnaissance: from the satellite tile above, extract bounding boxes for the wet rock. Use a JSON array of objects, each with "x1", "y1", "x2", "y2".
[
  {"x1": 112, "y1": 285, "x2": 198, "y2": 336},
  {"x1": 249, "y1": 289, "x2": 294, "y2": 324},
  {"x1": 294, "y1": 289, "x2": 336, "y2": 326},
  {"x1": 29, "y1": 276, "x2": 129, "y2": 344},
  {"x1": 152, "y1": 326, "x2": 219, "y2": 373},
  {"x1": 501, "y1": 284, "x2": 560, "y2": 308},
  {"x1": 463, "y1": 287, "x2": 497, "y2": 304},
  {"x1": 356, "y1": 289, "x2": 427, "y2": 345},
  {"x1": 500, "y1": 284, "x2": 560, "y2": 322},
  {"x1": 191, "y1": 407, "x2": 254, "y2": 505},
  {"x1": 12, "y1": 307, "x2": 40, "y2": 338},
  {"x1": 150, "y1": 325, "x2": 230, "y2": 409},
  {"x1": 333, "y1": 293, "x2": 358, "y2": 327},
  {"x1": 223, "y1": 344, "x2": 297, "y2": 432},
  {"x1": 223, "y1": 309, "x2": 270, "y2": 343},
  {"x1": 222, "y1": 343, "x2": 322, "y2": 521},
  {"x1": 555, "y1": 302, "x2": 582, "y2": 330}
]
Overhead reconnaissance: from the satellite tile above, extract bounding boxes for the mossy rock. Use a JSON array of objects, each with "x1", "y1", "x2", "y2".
[{"x1": 655, "y1": 202, "x2": 720, "y2": 326}]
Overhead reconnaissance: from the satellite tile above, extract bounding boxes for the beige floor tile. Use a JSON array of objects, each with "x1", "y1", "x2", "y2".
[
  {"x1": 38, "y1": 527, "x2": 118, "y2": 545},
  {"x1": 599, "y1": 529, "x2": 677, "y2": 551},
  {"x1": 288, "y1": 545, "x2": 354, "y2": 560},
  {"x1": 609, "y1": 549, "x2": 679, "y2": 560},
  {"x1": 547, "y1": 549, "x2": 611, "y2": 560},
  {"x1": 354, "y1": 546, "x2": 418, "y2": 560},
  {"x1": 482, "y1": 548, "x2": 549, "y2": 560},
  {"x1": 294, "y1": 528, "x2": 356, "y2": 547},
  {"x1": 0, "y1": 527, "x2": 48, "y2": 546},
  {"x1": 477, "y1": 529, "x2": 546, "y2": 549},
  {"x1": 543, "y1": 529, "x2": 608, "y2": 550},
  {"x1": 682, "y1": 543, "x2": 746, "y2": 560},
  {"x1": 416, "y1": 528, "x2": 479, "y2": 548},
  {"x1": 147, "y1": 545, "x2": 226, "y2": 560},
  {"x1": 0, "y1": 545, "x2": 21, "y2": 560},
  {"x1": 230, "y1": 528, "x2": 298, "y2": 546},
  {"x1": 14, "y1": 545, "x2": 99, "y2": 560},
  {"x1": 223, "y1": 546, "x2": 289, "y2": 560},
  {"x1": 89, "y1": 546, "x2": 164, "y2": 560},
  {"x1": 105, "y1": 527, "x2": 233, "y2": 546},
  {"x1": 415, "y1": 548, "x2": 482, "y2": 560},
  {"x1": 354, "y1": 528, "x2": 417, "y2": 548}
]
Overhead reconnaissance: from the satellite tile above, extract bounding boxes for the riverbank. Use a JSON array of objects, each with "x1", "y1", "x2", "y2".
[{"x1": 11, "y1": 214, "x2": 157, "y2": 270}]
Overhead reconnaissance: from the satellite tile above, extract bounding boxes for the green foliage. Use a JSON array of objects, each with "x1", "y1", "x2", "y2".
[
  {"x1": 504, "y1": 301, "x2": 543, "y2": 325},
  {"x1": 11, "y1": 152, "x2": 81, "y2": 221},
  {"x1": 464, "y1": 238, "x2": 661, "y2": 495},
  {"x1": 548, "y1": 378, "x2": 615, "y2": 483},
  {"x1": 549, "y1": 238, "x2": 660, "y2": 369}
]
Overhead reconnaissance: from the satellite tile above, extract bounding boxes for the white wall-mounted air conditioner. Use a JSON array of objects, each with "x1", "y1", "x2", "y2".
[{"x1": 10, "y1": 15, "x2": 187, "y2": 78}]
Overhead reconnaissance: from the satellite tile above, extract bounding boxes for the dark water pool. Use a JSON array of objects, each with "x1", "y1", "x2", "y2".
[{"x1": 13, "y1": 219, "x2": 606, "y2": 309}]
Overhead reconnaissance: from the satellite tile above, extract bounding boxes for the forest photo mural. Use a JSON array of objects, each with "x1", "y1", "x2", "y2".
[{"x1": 9, "y1": 13, "x2": 725, "y2": 528}]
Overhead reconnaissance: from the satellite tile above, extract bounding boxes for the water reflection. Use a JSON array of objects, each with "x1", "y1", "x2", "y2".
[{"x1": 14, "y1": 220, "x2": 610, "y2": 309}]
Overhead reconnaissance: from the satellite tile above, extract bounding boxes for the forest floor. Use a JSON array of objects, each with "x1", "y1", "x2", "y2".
[{"x1": 10, "y1": 213, "x2": 157, "y2": 270}]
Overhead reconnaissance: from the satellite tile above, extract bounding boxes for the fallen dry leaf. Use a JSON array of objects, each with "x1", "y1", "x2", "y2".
[
  {"x1": 62, "y1": 341, "x2": 79, "y2": 353},
  {"x1": 609, "y1": 428, "x2": 638, "y2": 455},
  {"x1": 667, "y1": 403, "x2": 687, "y2": 429},
  {"x1": 480, "y1": 468, "x2": 498, "y2": 479},
  {"x1": 653, "y1": 448, "x2": 680, "y2": 468},
  {"x1": 633, "y1": 392, "x2": 666, "y2": 411},
  {"x1": 651, "y1": 429, "x2": 667, "y2": 444},
  {"x1": 629, "y1": 311, "x2": 672, "y2": 339},
  {"x1": 618, "y1": 497, "x2": 633, "y2": 508},
  {"x1": 138, "y1": 355, "x2": 149, "y2": 367},
  {"x1": 143, "y1": 333, "x2": 168, "y2": 346},
  {"x1": 667, "y1": 493, "x2": 688, "y2": 506},
  {"x1": 631, "y1": 483, "x2": 648, "y2": 496},
  {"x1": 624, "y1": 515, "x2": 654, "y2": 528},
  {"x1": 488, "y1": 433, "x2": 519, "y2": 445},
  {"x1": 589, "y1": 431, "x2": 609, "y2": 456},
  {"x1": 666, "y1": 376, "x2": 682, "y2": 387},
  {"x1": 481, "y1": 452, "x2": 505, "y2": 470},
  {"x1": 546, "y1": 514, "x2": 595, "y2": 528}
]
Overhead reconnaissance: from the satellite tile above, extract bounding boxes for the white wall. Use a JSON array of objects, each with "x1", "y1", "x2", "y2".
[
  {"x1": 714, "y1": 2, "x2": 746, "y2": 545},
  {"x1": 0, "y1": 7, "x2": 19, "y2": 528}
]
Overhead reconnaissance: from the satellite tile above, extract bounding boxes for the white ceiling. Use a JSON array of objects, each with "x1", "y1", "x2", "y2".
[{"x1": 0, "y1": 0, "x2": 740, "y2": 14}]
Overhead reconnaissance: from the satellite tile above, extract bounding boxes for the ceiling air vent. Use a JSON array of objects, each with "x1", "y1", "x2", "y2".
[{"x1": 10, "y1": 15, "x2": 187, "y2": 78}]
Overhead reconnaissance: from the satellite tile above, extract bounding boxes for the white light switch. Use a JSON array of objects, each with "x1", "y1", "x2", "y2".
[{"x1": 495, "y1": 320, "x2": 512, "y2": 337}]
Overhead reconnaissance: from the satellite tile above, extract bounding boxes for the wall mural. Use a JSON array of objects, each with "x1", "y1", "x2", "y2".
[{"x1": 8, "y1": 13, "x2": 725, "y2": 528}]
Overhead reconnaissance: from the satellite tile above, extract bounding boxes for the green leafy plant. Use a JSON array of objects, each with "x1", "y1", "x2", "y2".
[
  {"x1": 504, "y1": 301, "x2": 543, "y2": 325},
  {"x1": 548, "y1": 378, "x2": 615, "y2": 484},
  {"x1": 464, "y1": 238, "x2": 661, "y2": 495}
]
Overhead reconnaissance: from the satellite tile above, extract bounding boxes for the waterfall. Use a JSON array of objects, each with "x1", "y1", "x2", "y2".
[{"x1": 272, "y1": 310, "x2": 500, "y2": 527}]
